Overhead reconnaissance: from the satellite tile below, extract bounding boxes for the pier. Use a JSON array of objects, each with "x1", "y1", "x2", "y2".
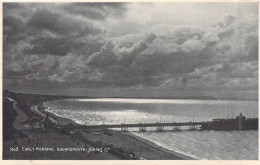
[
  {"x1": 73, "y1": 113, "x2": 258, "y2": 132},
  {"x1": 75, "y1": 121, "x2": 205, "y2": 131}
]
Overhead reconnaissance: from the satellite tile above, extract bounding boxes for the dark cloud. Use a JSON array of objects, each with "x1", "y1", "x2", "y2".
[
  {"x1": 70, "y1": 2, "x2": 125, "y2": 9},
  {"x1": 63, "y1": 3, "x2": 127, "y2": 20},
  {"x1": 28, "y1": 9, "x2": 65, "y2": 33},
  {"x1": 119, "y1": 33, "x2": 157, "y2": 66},
  {"x1": 218, "y1": 28, "x2": 234, "y2": 40},
  {"x1": 230, "y1": 26, "x2": 258, "y2": 62},
  {"x1": 88, "y1": 33, "x2": 157, "y2": 68},
  {"x1": 3, "y1": 3, "x2": 26, "y2": 17},
  {"x1": 24, "y1": 38, "x2": 83, "y2": 56},
  {"x1": 3, "y1": 16, "x2": 26, "y2": 44},
  {"x1": 3, "y1": 3, "x2": 24, "y2": 10},
  {"x1": 86, "y1": 33, "x2": 159, "y2": 87},
  {"x1": 216, "y1": 62, "x2": 257, "y2": 78},
  {"x1": 88, "y1": 41, "x2": 118, "y2": 67},
  {"x1": 28, "y1": 9, "x2": 101, "y2": 36},
  {"x1": 64, "y1": 6, "x2": 106, "y2": 20},
  {"x1": 243, "y1": 35, "x2": 258, "y2": 61},
  {"x1": 223, "y1": 14, "x2": 236, "y2": 27}
]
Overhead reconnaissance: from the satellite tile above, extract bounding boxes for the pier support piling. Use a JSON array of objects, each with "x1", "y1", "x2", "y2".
[
  {"x1": 173, "y1": 126, "x2": 180, "y2": 131},
  {"x1": 121, "y1": 126, "x2": 128, "y2": 132},
  {"x1": 188, "y1": 124, "x2": 198, "y2": 131},
  {"x1": 156, "y1": 125, "x2": 164, "y2": 132},
  {"x1": 139, "y1": 126, "x2": 146, "y2": 132}
]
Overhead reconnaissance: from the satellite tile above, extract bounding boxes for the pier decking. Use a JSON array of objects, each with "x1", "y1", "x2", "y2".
[{"x1": 75, "y1": 122, "x2": 205, "y2": 131}]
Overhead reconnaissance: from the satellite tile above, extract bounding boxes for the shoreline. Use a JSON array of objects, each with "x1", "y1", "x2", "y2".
[
  {"x1": 126, "y1": 132, "x2": 195, "y2": 160},
  {"x1": 40, "y1": 101, "x2": 193, "y2": 160},
  {"x1": 38, "y1": 102, "x2": 81, "y2": 126}
]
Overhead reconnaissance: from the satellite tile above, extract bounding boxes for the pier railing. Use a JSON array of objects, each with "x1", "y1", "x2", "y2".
[{"x1": 73, "y1": 122, "x2": 206, "y2": 131}]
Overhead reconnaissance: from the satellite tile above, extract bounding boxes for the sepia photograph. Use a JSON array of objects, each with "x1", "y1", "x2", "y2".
[{"x1": 2, "y1": 2, "x2": 259, "y2": 160}]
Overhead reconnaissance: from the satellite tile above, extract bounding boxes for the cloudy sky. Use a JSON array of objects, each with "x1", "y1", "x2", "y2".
[{"x1": 3, "y1": 3, "x2": 258, "y2": 99}]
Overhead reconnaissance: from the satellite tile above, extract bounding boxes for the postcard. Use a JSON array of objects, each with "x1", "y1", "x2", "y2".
[{"x1": 1, "y1": 1, "x2": 259, "y2": 164}]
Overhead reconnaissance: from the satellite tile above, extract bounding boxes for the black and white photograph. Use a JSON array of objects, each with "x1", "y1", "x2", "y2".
[{"x1": 2, "y1": 2, "x2": 259, "y2": 160}]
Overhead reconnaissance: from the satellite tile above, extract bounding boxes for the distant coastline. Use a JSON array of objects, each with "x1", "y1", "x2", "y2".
[{"x1": 3, "y1": 90, "x2": 258, "y2": 101}]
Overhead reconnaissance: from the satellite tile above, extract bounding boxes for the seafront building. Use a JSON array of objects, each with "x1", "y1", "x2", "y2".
[{"x1": 201, "y1": 113, "x2": 258, "y2": 131}]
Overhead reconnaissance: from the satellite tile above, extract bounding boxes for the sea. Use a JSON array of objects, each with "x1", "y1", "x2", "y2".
[{"x1": 43, "y1": 98, "x2": 258, "y2": 160}]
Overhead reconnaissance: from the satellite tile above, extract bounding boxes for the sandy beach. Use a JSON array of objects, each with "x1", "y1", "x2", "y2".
[{"x1": 80, "y1": 130, "x2": 193, "y2": 160}]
